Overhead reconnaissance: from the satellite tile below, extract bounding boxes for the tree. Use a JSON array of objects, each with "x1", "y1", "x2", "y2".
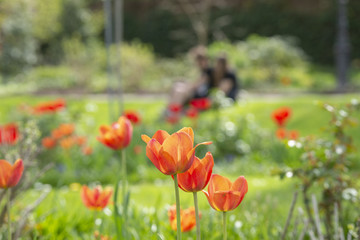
[{"x1": 335, "y1": 0, "x2": 350, "y2": 91}]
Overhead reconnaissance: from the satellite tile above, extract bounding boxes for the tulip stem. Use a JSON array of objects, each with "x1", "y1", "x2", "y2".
[
  {"x1": 113, "y1": 173, "x2": 121, "y2": 240},
  {"x1": 121, "y1": 149, "x2": 128, "y2": 239},
  {"x1": 222, "y1": 211, "x2": 227, "y2": 240},
  {"x1": 173, "y1": 174, "x2": 182, "y2": 240},
  {"x1": 7, "y1": 189, "x2": 11, "y2": 240},
  {"x1": 193, "y1": 192, "x2": 201, "y2": 240}
]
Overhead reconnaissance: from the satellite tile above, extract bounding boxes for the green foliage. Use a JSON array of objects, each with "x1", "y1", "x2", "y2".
[
  {"x1": 208, "y1": 36, "x2": 311, "y2": 89},
  {"x1": 0, "y1": 0, "x2": 37, "y2": 76},
  {"x1": 276, "y1": 99, "x2": 360, "y2": 235}
]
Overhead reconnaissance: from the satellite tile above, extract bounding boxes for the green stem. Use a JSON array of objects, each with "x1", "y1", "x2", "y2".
[
  {"x1": 121, "y1": 149, "x2": 128, "y2": 239},
  {"x1": 193, "y1": 192, "x2": 201, "y2": 240},
  {"x1": 7, "y1": 189, "x2": 11, "y2": 240},
  {"x1": 222, "y1": 212, "x2": 227, "y2": 240},
  {"x1": 173, "y1": 174, "x2": 181, "y2": 240},
  {"x1": 113, "y1": 173, "x2": 121, "y2": 240}
]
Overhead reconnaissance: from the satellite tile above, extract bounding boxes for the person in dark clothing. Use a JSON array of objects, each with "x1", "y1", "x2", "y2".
[
  {"x1": 212, "y1": 56, "x2": 239, "y2": 101},
  {"x1": 192, "y1": 54, "x2": 214, "y2": 99}
]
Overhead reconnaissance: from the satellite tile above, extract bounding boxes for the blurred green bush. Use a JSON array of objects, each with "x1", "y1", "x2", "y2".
[{"x1": 208, "y1": 35, "x2": 311, "y2": 89}]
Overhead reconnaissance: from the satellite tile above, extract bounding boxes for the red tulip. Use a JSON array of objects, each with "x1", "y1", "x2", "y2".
[
  {"x1": 166, "y1": 115, "x2": 180, "y2": 125},
  {"x1": 0, "y1": 159, "x2": 24, "y2": 189},
  {"x1": 168, "y1": 205, "x2": 200, "y2": 232},
  {"x1": 168, "y1": 103, "x2": 183, "y2": 113},
  {"x1": 190, "y1": 98, "x2": 211, "y2": 110},
  {"x1": 33, "y1": 99, "x2": 66, "y2": 114},
  {"x1": 124, "y1": 110, "x2": 141, "y2": 125},
  {"x1": 0, "y1": 123, "x2": 18, "y2": 145},
  {"x1": 271, "y1": 107, "x2": 291, "y2": 127},
  {"x1": 186, "y1": 107, "x2": 199, "y2": 119},
  {"x1": 97, "y1": 116, "x2": 133, "y2": 150},
  {"x1": 177, "y1": 152, "x2": 214, "y2": 192},
  {"x1": 203, "y1": 174, "x2": 248, "y2": 212},
  {"x1": 42, "y1": 137, "x2": 57, "y2": 149},
  {"x1": 81, "y1": 185, "x2": 112, "y2": 211},
  {"x1": 141, "y1": 127, "x2": 211, "y2": 175}
]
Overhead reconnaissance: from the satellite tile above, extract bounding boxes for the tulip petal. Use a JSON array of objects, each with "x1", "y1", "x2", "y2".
[
  {"x1": 141, "y1": 134, "x2": 151, "y2": 144},
  {"x1": 0, "y1": 160, "x2": 12, "y2": 188},
  {"x1": 120, "y1": 117, "x2": 133, "y2": 147},
  {"x1": 7, "y1": 159, "x2": 24, "y2": 188},
  {"x1": 202, "y1": 190, "x2": 220, "y2": 211},
  {"x1": 158, "y1": 148, "x2": 177, "y2": 175},
  {"x1": 162, "y1": 132, "x2": 193, "y2": 173},
  {"x1": 81, "y1": 185, "x2": 94, "y2": 209},
  {"x1": 146, "y1": 139, "x2": 167, "y2": 174},
  {"x1": 177, "y1": 127, "x2": 194, "y2": 145},
  {"x1": 208, "y1": 174, "x2": 232, "y2": 198},
  {"x1": 213, "y1": 190, "x2": 241, "y2": 212},
  {"x1": 152, "y1": 130, "x2": 170, "y2": 144},
  {"x1": 232, "y1": 176, "x2": 248, "y2": 208},
  {"x1": 99, "y1": 125, "x2": 111, "y2": 134}
]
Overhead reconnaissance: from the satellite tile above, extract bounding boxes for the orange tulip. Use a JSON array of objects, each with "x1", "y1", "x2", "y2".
[
  {"x1": 51, "y1": 123, "x2": 75, "y2": 139},
  {"x1": 59, "y1": 137, "x2": 76, "y2": 150},
  {"x1": 276, "y1": 128, "x2": 287, "y2": 140},
  {"x1": 177, "y1": 152, "x2": 214, "y2": 192},
  {"x1": 75, "y1": 136, "x2": 87, "y2": 146},
  {"x1": 289, "y1": 130, "x2": 299, "y2": 140},
  {"x1": 141, "y1": 127, "x2": 211, "y2": 175},
  {"x1": 203, "y1": 174, "x2": 248, "y2": 212},
  {"x1": 82, "y1": 146, "x2": 93, "y2": 155},
  {"x1": 42, "y1": 137, "x2": 56, "y2": 149},
  {"x1": 168, "y1": 205, "x2": 200, "y2": 232},
  {"x1": 97, "y1": 116, "x2": 133, "y2": 150},
  {"x1": 0, "y1": 159, "x2": 24, "y2": 189},
  {"x1": 81, "y1": 185, "x2": 112, "y2": 211}
]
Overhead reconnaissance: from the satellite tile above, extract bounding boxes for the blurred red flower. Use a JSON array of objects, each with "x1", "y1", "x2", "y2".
[
  {"x1": 271, "y1": 107, "x2": 291, "y2": 127},
  {"x1": 276, "y1": 128, "x2": 287, "y2": 140},
  {"x1": 190, "y1": 98, "x2": 211, "y2": 110},
  {"x1": 82, "y1": 146, "x2": 93, "y2": 155},
  {"x1": 168, "y1": 103, "x2": 183, "y2": 113},
  {"x1": 81, "y1": 185, "x2": 112, "y2": 211},
  {"x1": 59, "y1": 137, "x2": 76, "y2": 150},
  {"x1": 166, "y1": 115, "x2": 180, "y2": 125},
  {"x1": 124, "y1": 110, "x2": 141, "y2": 125},
  {"x1": 75, "y1": 136, "x2": 87, "y2": 146},
  {"x1": 288, "y1": 130, "x2": 299, "y2": 140},
  {"x1": 33, "y1": 99, "x2": 66, "y2": 114},
  {"x1": 52, "y1": 124, "x2": 75, "y2": 139},
  {"x1": 0, "y1": 159, "x2": 24, "y2": 189},
  {"x1": 186, "y1": 107, "x2": 199, "y2": 119},
  {"x1": 42, "y1": 137, "x2": 57, "y2": 149},
  {"x1": 0, "y1": 123, "x2": 18, "y2": 145},
  {"x1": 168, "y1": 205, "x2": 200, "y2": 232}
]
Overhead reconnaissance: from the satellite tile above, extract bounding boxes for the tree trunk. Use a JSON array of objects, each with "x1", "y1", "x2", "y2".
[{"x1": 335, "y1": 0, "x2": 350, "y2": 91}]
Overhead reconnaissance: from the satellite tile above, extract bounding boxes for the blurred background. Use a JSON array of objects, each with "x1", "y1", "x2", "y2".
[{"x1": 1, "y1": 0, "x2": 360, "y2": 95}]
